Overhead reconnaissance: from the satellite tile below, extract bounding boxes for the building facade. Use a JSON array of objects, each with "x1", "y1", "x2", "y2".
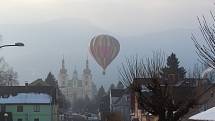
[
  {"x1": 0, "y1": 86, "x2": 57, "y2": 121},
  {"x1": 110, "y1": 89, "x2": 131, "y2": 121},
  {"x1": 181, "y1": 84, "x2": 215, "y2": 121},
  {"x1": 98, "y1": 89, "x2": 131, "y2": 121},
  {"x1": 58, "y1": 58, "x2": 95, "y2": 104}
]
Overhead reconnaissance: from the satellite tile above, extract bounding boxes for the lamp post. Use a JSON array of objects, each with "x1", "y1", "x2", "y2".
[
  {"x1": 0, "y1": 42, "x2": 24, "y2": 121},
  {"x1": 0, "y1": 42, "x2": 24, "y2": 49}
]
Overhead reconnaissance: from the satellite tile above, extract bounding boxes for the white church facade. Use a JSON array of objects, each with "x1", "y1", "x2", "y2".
[{"x1": 58, "y1": 58, "x2": 96, "y2": 104}]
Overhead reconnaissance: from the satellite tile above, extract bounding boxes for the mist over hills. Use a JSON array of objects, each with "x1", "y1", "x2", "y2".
[
  {"x1": 120, "y1": 28, "x2": 198, "y2": 66},
  {"x1": 0, "y1": 18, "x2": 200, "y2": 89}
]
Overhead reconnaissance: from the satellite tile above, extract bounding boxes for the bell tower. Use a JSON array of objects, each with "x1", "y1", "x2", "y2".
[
  {"x1": 82, "y1": 59, "x2": 93, "y2": 99},
  {"x1": 58, "y1": 57, "x2": 69, "y2": 87}
]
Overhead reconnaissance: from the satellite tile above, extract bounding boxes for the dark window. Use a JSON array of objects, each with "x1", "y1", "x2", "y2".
[
  {"x1": 211, "y1": 91, "x2": 214, "y2": 97},
  {"x1": 34, "y1": 118, "x2": 39, "y2": 121},
  {"x1": 18, "y1": 119, "x2": 22, "y2": 121},
  {"x1": 3, "y1": 95, "x2": 9, "y2": 98},
  {"x1": 33, "y1": 105, "x2": 40, "y2": 112},
  {"x1": 204, "y1": 104, "x2": 208, "y2": 111},
  {"x1": 17, "y1": 105, "x2": 23, "y2": 112},
  {"x1": 0, "y1": 105, "x2": 6, "y2": 112}
]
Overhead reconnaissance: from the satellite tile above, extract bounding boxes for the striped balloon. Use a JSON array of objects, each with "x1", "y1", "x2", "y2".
[{"x1": 89, "y1": 34, "x2": 120, "y2": 75}]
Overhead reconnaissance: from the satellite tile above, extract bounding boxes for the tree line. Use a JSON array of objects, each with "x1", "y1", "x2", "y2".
[{"x1": 72, "y1": 81, "x2": 124, "y2": 114}]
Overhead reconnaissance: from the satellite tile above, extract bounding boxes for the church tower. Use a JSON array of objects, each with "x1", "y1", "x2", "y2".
[
  {"x1": 72, "y1": 69, "x2": 79, "y2": 88},
  {"x1": 82, "y1": 59, "x2": 93, "y2": 99},
  {"x1": 58, "y1": 58, "x2": 69, "y2": 88},
  {"x1": 57, "y1": 58, "x2": 95, "y2": 104}
]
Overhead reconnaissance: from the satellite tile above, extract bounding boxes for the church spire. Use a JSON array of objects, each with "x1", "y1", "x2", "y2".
[
  {"x1": 62, "y1": 56, "x2": 65, "y2": 69},
  {"x1": 60, "y1": 57, "x2": 67, "y2": 74},
  {"x1": 58, "y1": 56, "x2": 68, "y2": 87},
  {"x1": 86, "y1": 59, "x2": 89, "y2": 69},
  {"x1": 83, "y1": 59, "x2": 91, "y2": 75}
]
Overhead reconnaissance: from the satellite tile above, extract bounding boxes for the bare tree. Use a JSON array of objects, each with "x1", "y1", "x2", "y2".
[
  {"x1": 119, "y1": 52, "x2": 165, "y2": 88},
  {"x1": 192, "y1": 12, "x2": 215, "y2": 68},
  {"x1": 191, "y1": 12, "x2": 215, "y2": 82},
  {"x1": 186, "y1": 63, "x2": 204, "y2": 78},
  {"x1": 119, "y1": 52, "x2": 198, "y2": 121},
  {"x1": 0, "y1": 57, "x2": 18, "y2": 86}
]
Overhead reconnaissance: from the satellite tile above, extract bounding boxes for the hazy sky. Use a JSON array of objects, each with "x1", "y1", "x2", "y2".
[
  {"x1": 0, "y1": 0, "x2": 214, "y2": 35},
  {"x1": 0, "y1": 0, "x2": 214, "y2": 89}
]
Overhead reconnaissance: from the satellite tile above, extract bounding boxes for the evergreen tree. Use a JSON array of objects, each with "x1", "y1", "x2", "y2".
[
  {"x1": 73, "y1": 86, "x2": 107, "y2": 114},
  {"x1": 162, "y1": 53, "x2": 186, "y2": 79},
  {"x1": 58, "y1": 90, "x2": 71, "y2": 113},
  {"x1": 45, "y1": 72, "x2": 58, "y2": 87},
  {"x1": 116, "y1": 81, "x2": 124, "y2": 89},
  {"x1": 30, "y1": 72, "x2": 71, "y2": 113},
  {"x1": 108, "y1": 83, "x2": 116, "y2": 93},
  {"x1": 97, "y1": 86, "x2": 106, "y2": 99},
  {"x1": 45, "y1": 72, "x2": 70, "y2": 113}
]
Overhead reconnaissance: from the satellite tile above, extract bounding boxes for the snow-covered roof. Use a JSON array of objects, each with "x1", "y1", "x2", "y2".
[
  {"x1": 189, "y1": 107, "x2": 215, "y2": 121},
  {"x1": 0, "y1": 93, "x2": 52, "y2": 104}
]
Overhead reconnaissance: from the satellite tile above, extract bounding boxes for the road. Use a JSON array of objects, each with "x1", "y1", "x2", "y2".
[{"x1": 68, "y1": 114, "x2": 87, "y2": 121}]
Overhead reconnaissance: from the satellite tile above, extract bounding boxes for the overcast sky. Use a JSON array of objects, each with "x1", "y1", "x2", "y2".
[
  {"x1": 0, "y1": 0, "x2": 214, "y2": 34},
  {"x1": 0, "y1": 0, "x2": 214, "y2": 89}
]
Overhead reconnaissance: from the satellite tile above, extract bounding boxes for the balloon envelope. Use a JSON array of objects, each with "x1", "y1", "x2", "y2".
[{"x1": 89, "y1": 34, "x2": 120, "y2": 74}]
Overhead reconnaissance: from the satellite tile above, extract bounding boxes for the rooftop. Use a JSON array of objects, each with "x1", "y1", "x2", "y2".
[
  {"x1": 110, "y1": 89, "x2": 125, "y2": 97},
  {"x1": 0, "y1": 93, "x2": 51, "y2": 104},
  {"x1": 0, "y1": 86, "x2": 57, "y2": 104}
]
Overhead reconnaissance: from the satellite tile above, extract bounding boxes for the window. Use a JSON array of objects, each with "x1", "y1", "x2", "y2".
[
  {"x1": 0, "y1": 105, "x2": 6, "y2": 112},
  {"x1": 204, "y1": 104, "x2": 208, "y2": 111},
  {"x1": 17, "y1": 105, "x2": 23, "y2": 112},
  {"x1": 33, "y1": 105, "x2": 40, "y2": 112},
  {"x1": 200, "y1": 104, "x2": 208, "y2": 112},
  {"x1": 211, "y1": 90, "x2": 214, "y2": 97},
  {"x1": 78, "y1": 81, "x2": 82, "y2": 87},
  {"x1": 17, "y1": 119, "x2": 22, "y2": 121},
  {"x1": 34, "y1": 118, "x2": 39, "y2": 121},
  {"x1": 3, "y1": 94, "x2": 9, "y2": 98}
]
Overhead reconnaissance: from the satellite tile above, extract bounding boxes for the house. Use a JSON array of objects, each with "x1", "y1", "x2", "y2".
[
  {"x1": 99, "y1": 89, "x2": 131, "y2": 121},
  {"x1": 99, "y1": 95, "x2": 110, "y2": 121},
  {"x1": 130, "y1": 77, "x2": 210, "y2": 121},
  {"x1": 0, "y1": 85, "x2": 58, "y2": 121},
  {"x1": 110, "y1": 89, "x2": 131, "y2": 121},
  {"x1": 181, "y1": 84, "x2": 215, "y2": 121},
  {"x1": 29, "y1": 79, "x2": 50, "y2": 86},
  {"x1": 110, "y1": 89, "x2": 125, "y2": 111}
]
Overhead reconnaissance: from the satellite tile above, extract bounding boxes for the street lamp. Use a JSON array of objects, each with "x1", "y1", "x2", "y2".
[{"x1": 0, "y1": 42, "x2": 24, "y2": 49}]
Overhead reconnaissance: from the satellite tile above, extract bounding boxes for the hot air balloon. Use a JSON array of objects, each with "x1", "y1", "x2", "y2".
[{"x1": 89, "y1": 34, "x2": 120, "y2": 75}]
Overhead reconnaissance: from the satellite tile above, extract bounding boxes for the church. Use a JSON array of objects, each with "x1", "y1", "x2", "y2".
[{"x1": 57, "y1": 58, "x2": 96, "y2": 104}]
